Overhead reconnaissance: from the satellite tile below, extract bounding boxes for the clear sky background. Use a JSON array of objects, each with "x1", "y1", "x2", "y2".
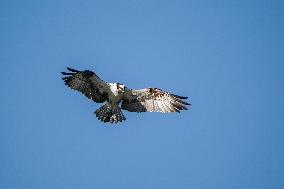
[{"x1": 1, "y1": 0, "x2": 284, "y2": 188}]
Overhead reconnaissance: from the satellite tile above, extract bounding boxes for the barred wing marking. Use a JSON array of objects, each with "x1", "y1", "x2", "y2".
[
  {"x1": 122, "y1": 88, "x2": 190, "y2": 113},
  {"x1": 61, "y1": 67, "x2": 108, "y2": 103}
]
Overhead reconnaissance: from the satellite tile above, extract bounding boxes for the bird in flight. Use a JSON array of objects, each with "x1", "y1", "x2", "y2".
[{"x1": 61, "y1": 67, "x2": 190, "y2": 123}]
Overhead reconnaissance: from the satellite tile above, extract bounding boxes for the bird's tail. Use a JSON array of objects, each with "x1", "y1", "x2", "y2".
[{"x1": 95, "y1": 103, "x2": 126, "y2": 124}]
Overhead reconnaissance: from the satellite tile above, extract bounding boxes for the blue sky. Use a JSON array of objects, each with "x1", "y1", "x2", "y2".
[{"x1": 1, "y1": 0, "x2": 284, "y2": 188}]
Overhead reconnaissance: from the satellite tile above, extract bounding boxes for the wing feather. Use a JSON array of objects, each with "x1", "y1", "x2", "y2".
[
  {"x1": 122, "y1": 88, "x2": 190, "y2": 113},
  {"x1": 61, "y1": 67, "x2": 108, "y2": 103}
]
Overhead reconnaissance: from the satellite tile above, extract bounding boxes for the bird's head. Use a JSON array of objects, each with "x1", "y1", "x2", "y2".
[
  {"x1": 109, "y1": 83, "x2": 126, "y2": 95},
  {"x1": 116, "y1": 83, "x2": 126, "y2": 92}
]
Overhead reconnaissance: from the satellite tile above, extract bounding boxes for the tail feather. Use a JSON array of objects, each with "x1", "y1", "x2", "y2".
[{"x1": 95, "y1": 103, "x2": 126, "y2": 124}]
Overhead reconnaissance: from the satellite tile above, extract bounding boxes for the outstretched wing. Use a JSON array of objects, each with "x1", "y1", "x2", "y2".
[
  {"x1": 122, "y1": 88, "x2": 190, "y2": 113},
  {"x1": 61, "y1": 67, "x2": 108, "y2": 103}
]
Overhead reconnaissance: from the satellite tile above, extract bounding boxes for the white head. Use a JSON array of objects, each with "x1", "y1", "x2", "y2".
[{"x1": 109, "y1": 83, "x2": 126, "y2": 95}]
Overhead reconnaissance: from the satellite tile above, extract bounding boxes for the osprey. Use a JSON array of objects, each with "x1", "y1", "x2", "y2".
[{"x1": 61, "y1": 67, "x2": 190, "y2": 123}]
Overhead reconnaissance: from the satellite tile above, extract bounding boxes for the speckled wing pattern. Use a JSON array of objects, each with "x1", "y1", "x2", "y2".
[
  {"x1": 61, "y1": 67, "x2": 108, "y2": 103},
  {"x1": 121, "y1": 88, "x2": 190, "y2": 113}
]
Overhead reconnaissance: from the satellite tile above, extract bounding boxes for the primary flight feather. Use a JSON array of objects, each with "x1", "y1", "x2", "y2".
[{"x1": 61, "y1": 67, "x2": 190, "y2": 123}]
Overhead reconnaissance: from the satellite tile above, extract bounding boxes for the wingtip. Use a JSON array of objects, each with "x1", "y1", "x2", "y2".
[
  {"x1": 66, "y1": 67, "x2": 79, "y2": 73},
  {"x1": 172, "y1": 94, "x2": 188, "y2": 99},
  {"x1": 184, "y1": 102, "x2": 191, "y2": 106},
  {"x1": 178, "y1": 96, "x2": 188, "y2": 99},
  {"x1": 61, "y1": 72, "x2": 73, "y2": 75}
]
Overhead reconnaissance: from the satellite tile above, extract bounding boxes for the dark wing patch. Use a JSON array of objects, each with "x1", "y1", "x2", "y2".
[
  {"x1": 61, "y1": 67, "x2": 107, "y2": 103},
  {"x1": 121, "y1": 88, "x2": 190, "y2": 113}
]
